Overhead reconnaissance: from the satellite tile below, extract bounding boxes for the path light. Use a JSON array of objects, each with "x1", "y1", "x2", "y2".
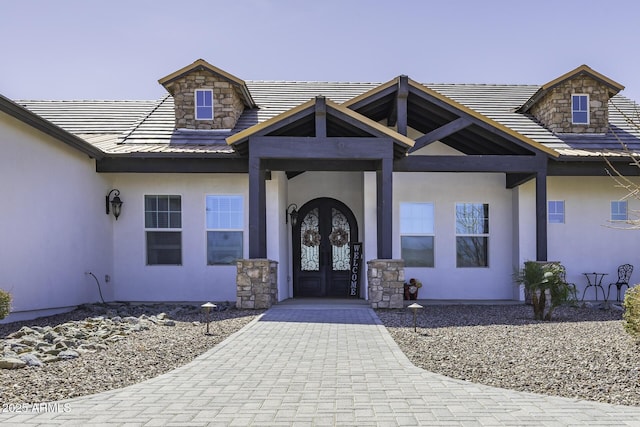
[
  {"x1": 201, "y1": 302, "x2": 217, "y2": 335},
  {"x1": 408, "y1": 303, "x2": 423, "y2": 333}
]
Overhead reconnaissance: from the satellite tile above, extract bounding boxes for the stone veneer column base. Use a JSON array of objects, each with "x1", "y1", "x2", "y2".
[
  {"x1": 236, "y1": 259, "x2": 278, "y2": 309},
  {"x1": 367, "y1": 259, "x2": 405, "y2": 309}
]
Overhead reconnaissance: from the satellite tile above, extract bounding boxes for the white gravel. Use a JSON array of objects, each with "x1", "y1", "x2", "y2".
[{"x1": 2, "y1": 302, "x2": 638, "y2": 408}]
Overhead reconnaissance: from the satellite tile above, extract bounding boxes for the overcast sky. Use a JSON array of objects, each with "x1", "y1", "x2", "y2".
[{"x1": 2, "y1": 0, "x2": 639, "y2": 102}]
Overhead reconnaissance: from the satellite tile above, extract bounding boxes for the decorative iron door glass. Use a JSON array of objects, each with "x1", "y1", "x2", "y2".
[{"x1": 293, "y1": 198, "x2": 358, "y2": 297}]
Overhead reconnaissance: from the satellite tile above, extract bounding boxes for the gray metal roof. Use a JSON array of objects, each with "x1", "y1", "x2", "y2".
[{"x1": 15, "y1": 80, "x2": 640, "y2": 158}]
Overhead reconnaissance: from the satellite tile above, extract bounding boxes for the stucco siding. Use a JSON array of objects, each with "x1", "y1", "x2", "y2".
[
  {"x1": 531, "y1": 176, "x2": 639, "y2": 298},
  {"x1": 0, "y1": 112, "x2": 112, "y2": 322},
  {"x1": 110, "y1": 174, "x2": 249, "y2": 303},
  {"x1": 394, "y1": 172, "x2": 515, "y2": 300}
]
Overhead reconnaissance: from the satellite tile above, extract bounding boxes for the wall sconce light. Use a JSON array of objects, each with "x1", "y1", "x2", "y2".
[
  {"x1": 106, "y1": 189, "x2": 123, "y2": 220},
  {"x1": 286, "y1": 203, "x2": 298, "y2": 227}
]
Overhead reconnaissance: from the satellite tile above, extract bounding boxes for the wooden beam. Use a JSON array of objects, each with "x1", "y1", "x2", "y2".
[
  {"x1": 265, "y1": 159, "x2": 378, "y2": 172},
  {"x1": 395, "y1": 155, "x2": 544, "y2": 173},
  {"x1": 315, "y1": 96, "x2": 327, "y2": 138},
  {"x1": 377, "y1": 157, "x2": 394, "y2": 259},
  {"x1": 396, "y1": 75, "x2": 408, "y2": 136},
  {"x1": 96, "y1": 157, "x2": 248, "y2": 173},
  {"x1": 250, "y1": 136, "x2": 393, "y2": 160},
  {"x1": 506, "y1": 173, "x2": 535, "y2": 188},
  {"x1": 409, "y1": 117, "x2": 472, "y2": 153},
  {"x1": 535, "y1": 169, "x2": 548, "y2": 261},
  {"x1": 248, "y1": 155, "x2": 267, "y2": 258}
]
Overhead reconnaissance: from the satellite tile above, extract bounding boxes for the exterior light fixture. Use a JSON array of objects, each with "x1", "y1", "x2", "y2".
[
  {"x1": 201, "y1": 302, "x2": 217, "y2": 335},
  {"x1": 408, "y1": 302, "x2": 423, "y2": 333},
  {"x1": 286, "y1": 203, "x2": 298, "y2": 227},
  {"x1": 106, "y1": 189, "x2": 123, "y2": 220}
]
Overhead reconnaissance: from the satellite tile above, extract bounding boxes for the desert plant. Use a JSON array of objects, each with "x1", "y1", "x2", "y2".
[
  {"x1": 623, "y1": 285, "x2": 640, "y2": 342},
  {"x1": 0, "y1": 289, "x2": 11, "y2": 320},
  {"x1": 514, "y1": 261, "x2": 573, "y2": 321}
]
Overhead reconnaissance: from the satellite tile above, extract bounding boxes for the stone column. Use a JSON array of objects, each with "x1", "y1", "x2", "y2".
[
  {"x1": 367, "y1": 259, "x2": 405, "y2": 309},
  {"x1": 236, "y1": 259, "x2": 278, "y2": 309}
]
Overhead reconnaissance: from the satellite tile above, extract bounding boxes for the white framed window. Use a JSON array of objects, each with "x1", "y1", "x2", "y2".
[
  {"x1": 548, "y1": 200, "x2": 565, "y2": 224},
  {"x1": 206, "y1": 195, "x2": 243, "y2": 265},
  {"x1": 455, "y1": 203, "x2": 488, "y2": 268},
  {"x1": 400, "y1": 202, "x2": 434, "y2": 267},
  {"x1": 195, "y1": 89, "x2": 214, "y2": 120},
  {"x1": 611, "y1": 200, "x2": 628, "y2": 221},
  {"x1": 572, "y1": 94, "x2": 589, "y2": 124},
  {"x1": 145, "y1": 195, "x2": 182, "y2": 265}
]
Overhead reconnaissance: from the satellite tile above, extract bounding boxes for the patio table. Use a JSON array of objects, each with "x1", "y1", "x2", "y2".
[{"x1": 581, "y1": 272, "x2": 608, "y2": 301}]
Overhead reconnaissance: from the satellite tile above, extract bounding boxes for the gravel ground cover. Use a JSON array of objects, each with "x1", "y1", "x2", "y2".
[
  {"x1": 2, "y1": 302, "x2": 638, "y2": 408},
  {"x1": 1, "y1": 304, "x2": 261, "y2": 405},
  {"x1": 377, "y1": 303, "x2": 640, "y2": 407}
]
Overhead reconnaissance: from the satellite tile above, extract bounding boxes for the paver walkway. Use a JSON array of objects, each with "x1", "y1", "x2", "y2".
[{"x1": 2, "y1": 300, "x2": 640, "y2": 426}]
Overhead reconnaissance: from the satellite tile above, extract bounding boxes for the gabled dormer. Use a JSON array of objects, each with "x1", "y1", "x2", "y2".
[
  {"x1": 518, "y1": 65, "x2": 624, "y2": 134},
  {"x1": 158, "y1": 59, "x2": 256, "y2": 130}
]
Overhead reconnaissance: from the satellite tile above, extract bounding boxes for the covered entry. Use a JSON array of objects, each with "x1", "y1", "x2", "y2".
[{"x1": 293, "y1": 198, "x2": 359, "y2": 297}]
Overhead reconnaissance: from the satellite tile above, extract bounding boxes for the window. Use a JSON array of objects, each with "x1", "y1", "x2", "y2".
[
  {"x1": 145, "y1": 195, "x2": 182, "y2": 265},
  {"x1": 455, "y1": 203, "x2": 488, "y2": 267},
  {"x1": 195, "y1": 89, "x2": 214, "y2": 120},
  {"x1": 572, "y1": 94, "x2": 589, "y2": 124},
  {"x1": 206, "y1": 195, "x2": 243, "y2": 265},
  {"x1": 611, "y1": 200, "x2": 628, "y2": 221},
  {"x1": 400, "y1": 203, "x2": 434, "y2": 267},
  {"x1": 548, "y1": 200, "x2": 565, "y2": 224}
]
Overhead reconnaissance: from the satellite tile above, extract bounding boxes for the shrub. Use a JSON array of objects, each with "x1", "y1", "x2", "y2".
[
  {"x1": 623, "y1": 285, "x2": 640, "y2": 342},
  {"x1": 0, "y1": 289, "x2": 11, "y2": 320},
  {"x1": 514, "y1": 261, "x2": 572, "y2": 321}
]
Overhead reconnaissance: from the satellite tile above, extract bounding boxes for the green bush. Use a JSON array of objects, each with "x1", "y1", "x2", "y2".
[
  {"x1": 0, "y1": 289, "x2": 11, "y2": 320},
  {"x1": 623, "y1": 285, "x2": 640, "y2": 342},
  {"x1": 514, "y1": 261, "x2": 572, "y2": 321}
]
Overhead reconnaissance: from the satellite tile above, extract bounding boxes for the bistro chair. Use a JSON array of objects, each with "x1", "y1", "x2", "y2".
[
  {"x1": 608, "y1": 264, "x2": 634, "y2": 302},
  {"x1": 558, "y1": 264, "x2": 578, "y2": 301}
]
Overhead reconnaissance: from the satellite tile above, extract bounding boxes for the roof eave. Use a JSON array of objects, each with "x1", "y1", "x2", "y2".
[{"x1": 0, "y1": 94, "x2": 104, "y2": 160}]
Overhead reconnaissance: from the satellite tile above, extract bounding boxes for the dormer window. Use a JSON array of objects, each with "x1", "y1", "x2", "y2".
[
  {"x1": 571, "y1": 94, "x2": 589, "y2": 124},
  {"x1": 195, "y1": 89, "x2": 214, "y2": 120}
]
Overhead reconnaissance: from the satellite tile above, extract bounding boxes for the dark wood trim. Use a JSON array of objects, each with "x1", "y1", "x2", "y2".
[
  {"x1": 96, "y1": 157, "x2": 248, "y2": 173},
  {"x1": 377, "y1": 157, "x2": 393, "y2": 259},
  {"x1": 346, "y1": 83, "x2": 398, "y2": 112},
  {"x1": 535, "y1": 169, "x2": 548, "y2": 261},
  {"x1": 506, "y1": 173, "x2": 535, "y2": 188},
  {"x1": 548, "y1": 159, "x2": 640, "y2": 176},
  {"x1": 265, "y1": 159, "x2": 378, "y2": 172},
  {"x1": 396, "y1": 76, "x2": 408, "y2": 136},
  {"x1": 315, "y1": 96, "x2": 327, "y2": 138},
  {"x1": 409, "y1": 117, "x2": 472, "y2": 152},
  {"x1": 248, "y1": 155, "x2": 267, "y2": 258},
  {"x1": 395, "y1": 154, "x2": 545, "y2": 173},
  {"x1": 249, "y1": 136, "x2": 394, "y2": 159}
]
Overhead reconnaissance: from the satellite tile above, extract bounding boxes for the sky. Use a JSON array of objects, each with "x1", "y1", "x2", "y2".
[{"x1": 1, "y1": 0, "x2": 640, "y2": 102}]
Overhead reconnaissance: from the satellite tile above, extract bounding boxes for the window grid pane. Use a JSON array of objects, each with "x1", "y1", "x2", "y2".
[
  {"x1": 206, "y1": 195, "x2": 244, "y2": 265},
  {"x1": 195, "y1": 89, "x2": 214, "y2": 120},
  {"x1": 548, "y1": 200, "x2": 565, "y2": 224},
  {"x1": 145, "y1": 195, "x2": 181, "y2": 229},
  {"x1": 400, "y1": 203, "x2": 435, "y2": 267},
  {"x1": 455, "y1": 203, "x2": 489, "y2": 267},
  {"x1": 611, "y1": 201, "x2": 628, "y2": 221},
  {"x1": 572, "y1": 94, "x2": 588, "y2": 124}
]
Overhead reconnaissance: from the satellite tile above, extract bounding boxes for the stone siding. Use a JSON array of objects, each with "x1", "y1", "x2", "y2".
[
  {"x1": 367, "y1": 259, "x2": 405, "y2": 309},
  {"x1": 164, "y1": 70, "x2": 245, "y2": 130},
  {"x1": 236, "y1": 259, "x2": 278, "y2": 309},
  {"x1": 530, "y1": 75, "x2": 610, "y2": 134}
]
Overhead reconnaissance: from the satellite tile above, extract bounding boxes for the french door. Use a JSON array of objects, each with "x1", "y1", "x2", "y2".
[{"x1": 293, "y1": 198, "x2": 358, "y2": 297}]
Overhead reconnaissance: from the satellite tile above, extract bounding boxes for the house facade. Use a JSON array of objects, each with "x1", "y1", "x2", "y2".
[{"x1": 2, "y1": 60, "x2": 639, "y2": 321}]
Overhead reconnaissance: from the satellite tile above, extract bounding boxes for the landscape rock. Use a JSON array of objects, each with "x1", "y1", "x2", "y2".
[{"x1": 0, "y1": 356, "x2": 26, "y2": 369}]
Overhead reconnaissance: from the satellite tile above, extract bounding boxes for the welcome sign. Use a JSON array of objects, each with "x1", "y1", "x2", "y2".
[{"x1": 349, "y1": 242, "x2": 362, "y2": 297}]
